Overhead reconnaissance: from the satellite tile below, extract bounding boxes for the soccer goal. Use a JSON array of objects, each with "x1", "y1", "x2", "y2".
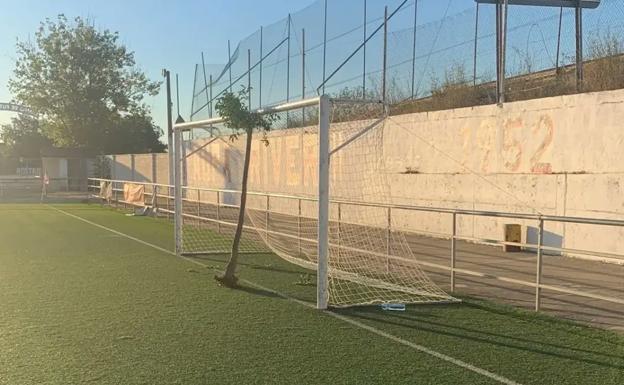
[{"x1": 173, "y1": 95, "x2": 458, "y2": 309}]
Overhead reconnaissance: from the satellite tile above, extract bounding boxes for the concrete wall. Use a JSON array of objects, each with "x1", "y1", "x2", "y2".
[
  {"x1": 109, "y1": 153, "x2": 169, "y2": 184},
  {"x1": 108, "y1": 89, "x2": 624, "y2": 259}
]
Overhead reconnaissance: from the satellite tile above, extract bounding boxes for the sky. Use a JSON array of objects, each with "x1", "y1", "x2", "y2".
[{"x1": 0, "y1": 0, "x2": 474, "y2": 140}]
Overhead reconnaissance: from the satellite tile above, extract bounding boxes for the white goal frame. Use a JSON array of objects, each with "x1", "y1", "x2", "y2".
[{"x1": 173, "y1": 95, "x2": 331, "y2": 309}]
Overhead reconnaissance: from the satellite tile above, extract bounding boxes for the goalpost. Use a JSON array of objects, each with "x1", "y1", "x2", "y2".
[{"x1": 173, "y1": 95, "x2": 457, "y2": 310}]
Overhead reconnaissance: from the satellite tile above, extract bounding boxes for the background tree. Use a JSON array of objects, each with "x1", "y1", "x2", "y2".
[
  {"x1": 0, "y1": 114, "x2": 52, "y2": 158},
  {"x1": 214, "y1": 87, "x2": 276, "y2": 287},
  {"x1": 9, "y1": 15, "x2": 164, "y2": 154}
]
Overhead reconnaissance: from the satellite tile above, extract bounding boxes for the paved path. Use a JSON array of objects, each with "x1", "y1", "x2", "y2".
[{"x1": 407, "y1": 235, "x2": 624, "y2": 332}]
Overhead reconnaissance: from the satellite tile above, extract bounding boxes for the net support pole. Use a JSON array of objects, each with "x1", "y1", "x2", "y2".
[
  {"x1": 555, "y1": 7, "x2": 563, "y2": 74},
  {"x1": 410, "y1": 0, "x2": 417, "y2": 99},
  {"x1": 322, "y1": 0, "x2": 328, "y2": 94},
  {"x1": 174, "y1": 128, "x2": 183, "y2": 255},
  {"x1": 451, "y1": 212, "x2": 457, "y2": 292},
  {"x1": 260, "y1": 26, "x2": 263, "y2": 107},
  {"x1": 228, "y1": 40, "x2": 233, "y2": 92},
  {"x1": 473, "y1": 3, "x2": 479, "y2": 86},
  {"x1": 302, "y1": 28, "x2": 306, "y2": 124},
  {"x1": 382, "y1": 6, "x2": 388, "y2": 107},
  {"x1": 201, "y1": 52, "x2": 210, "y2": 116},
  {"x1": 575, "y1": 1, "x2": 584, "y2": 92},
  {"x1": 317, "y1": 94, "x2": 330, "y2": 310},
  {"x1": 363, "y1": 0, "x2": 367, "y2": 96}
]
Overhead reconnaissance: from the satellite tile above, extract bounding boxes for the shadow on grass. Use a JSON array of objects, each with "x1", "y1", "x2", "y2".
[
  {"x1": 190, "y1": 253, "x2": 307, "y2": 276},
  {"x1": 335, "y1": 301, "x2": 624, "y2": 370}
]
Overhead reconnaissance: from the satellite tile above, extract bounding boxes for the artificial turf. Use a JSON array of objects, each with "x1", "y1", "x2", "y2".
[{"x1": 0, "y1": 203, "x2": 622, "y2": 385}]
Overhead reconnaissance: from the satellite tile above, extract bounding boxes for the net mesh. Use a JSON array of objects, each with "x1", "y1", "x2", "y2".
[{"x1": 179, "y1": 99, "x2": 456, "y2": 307}]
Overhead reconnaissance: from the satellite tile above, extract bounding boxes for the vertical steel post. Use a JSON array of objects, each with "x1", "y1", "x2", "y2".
[
  {"x1": 228, "y1": 40, "x2": 233, "y2": 92},
  {"x1": 337, "y1": 203, "x2": 342, "y2": 263},
  {"x1": 410, "y1": 0, "x2": 418, "y2": 99},
  {"x1": 496, "y1": 1, "x2": 501, "y2": 102},
  {"x1": 174, "y1": 128, "x2": 183, "y2": 255},
  {"x1": 298, "y1": 198, "x2": 302, "y2": 256},
  {"x1": 190, "y1": 63, "x2": 197, "y2": 120},
  {"x1": 555, "y1": 7, "x2": 563, "y2": 74},
  {"x1": 322, "y1": 0, "x2": 328, "y2": 95},
  {"x1": 286, "y1": 14, "x2": 291, "y2": 126},
  {"x1": 209, "y1": 74, "x2": 213, "y2": 119},
  {"x1": 363, "y1": 0, "x2": 367, "y2": 96},
  {"x1": 201, "y1": 52, "x2": 210, "y2": 116},
  {"x1": 163, "y1": 69, "x2": 174, "y2": 186},
  {"x1": 473, "y1": 3, "x2": 480, "y2": 86},
  {"x1": 197, "y1": 189, "x2": 201, "y2": 217},
  {"x1": 382, "y1": 6, "x2": 388, "y2": 106},
  {"x1": 286, "y1": 14, "x2": 291, "y2": 103},
  {"x1": 302, "y1": 28, "x2": 306, "y2": 125},
  {"x1": 386, "y1": 207, "x2": 392, "y2": 272},
  {"x1": 260, "y1": 26, "x2": 263, "y2": 108},
  {"x1": 216, "y1": 191, "x2": 221, "y2": 234},
  {"x1": 451, "y1": 212, "x2": 457, "y2": 292},
  {"x1": 265, "y1": 195, "x2": 270, "y2": 242},
  {"x1": 535, "y1": 218, "x2": 544, "y2": 311},
  {"x1": 575, "y1": 1, "x2": 584, "y2": 92},
  {"x1": 248, "y1": 49, "x2": 252, "y2": 109},
  {"x1": 317, "y1": 95, "x2": 330, "y2": 310}
]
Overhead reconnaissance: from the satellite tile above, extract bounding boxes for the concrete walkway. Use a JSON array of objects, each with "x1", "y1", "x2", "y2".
[{"x1": 408, "y1": 235, "x2": 624, "y2": 332}]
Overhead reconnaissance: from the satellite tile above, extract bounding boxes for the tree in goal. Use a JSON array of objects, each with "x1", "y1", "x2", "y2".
[{"x1": 173, "y1": 95, "x2": 458, "y2": 309}]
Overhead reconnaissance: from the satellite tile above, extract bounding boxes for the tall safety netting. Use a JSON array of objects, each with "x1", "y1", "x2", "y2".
[{"x1": 177, "y1": 98, "x2": 457, "y2": 307}]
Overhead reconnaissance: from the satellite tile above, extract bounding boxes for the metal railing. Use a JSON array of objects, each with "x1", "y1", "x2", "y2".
[{"x1": 88, "y1": 177, "x2": 624, "y2": 312}]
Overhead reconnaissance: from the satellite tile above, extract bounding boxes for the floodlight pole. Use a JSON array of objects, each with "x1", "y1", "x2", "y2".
[
  {"x1": 260, "y1": 26, "x2": 263, "y2": 107},
  {"x1": 496, "y1": 0, "x2": 508, "y2": 105},
  {"x1": 190, "y1": 64, "x2": 197, "y2": 119},
  {"x1": 302, "y1": 28, "x2": 306, "y2": 125},
  {"x1": 575, "y1": 1, "x2": 584, "y2": 91},
  {"x1": 317, "y1": 94, "x2": 330, "y2": 310},
  {"x1": 163, "y1": 69, "x2": 174, "y2": 186}
]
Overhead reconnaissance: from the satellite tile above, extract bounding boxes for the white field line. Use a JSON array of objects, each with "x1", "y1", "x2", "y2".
[{"x1": 49, "y1": 205, "x2": 523, "y2": 385}]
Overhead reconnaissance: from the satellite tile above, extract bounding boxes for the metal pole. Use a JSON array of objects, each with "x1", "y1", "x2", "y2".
[
  {"x1": 174, "y1": 128, "x2": 183, "y2": 255},
  {"x1": 260, "y1": 26, "x2": 263, "y2": 107},
  {"x1": 266, "y1": 195, "x2": 270, "y2": 242},
  {"x1": 201, "y1": 52, "x2": 210, "y2": 116},
  {"x1": 502, "y1": 0, "x2": 508, "y2": 102},
  {"x1": 575, "y1": 1, "x2": 583, "y2": 92},
  {"x1": 411, "y1": 0, "x2": 418, "y2": 99},
  {"x1": 298, "y1": 198, "x2": 302, "y2": 256},
  {"x1": 216, "y1": 191, "x2": 221, "y2": 234},
  {"x1": 317, "y1": 95, "x2": 330, "y2": 310},
  {"x1": 451, "y1": 212, "x2": 457, "y2": 292},
  {"x1": 302, "y1": 28, "x2": 306, "y2": 125},
  {"x1": 197, "y1": 189, "x2": 201, "y2": 217},
  {"x1": 496, "y1": 1, "x2": 501, "y2": 102},
  {"x1": 363, "y1": 0, "x2": 367, "y2": 96},
  {"x1": 228, "y1": 40, "x2": 233, "y2": 92},
  {"x1": 163, "y1": 69, "x2": 174, "y2": 186},
  {"x1": 209, "y1": 74, "x2": 214, "y2": 137},
  {"x1": 190, "y1": 64, "x2": 197, "y2": 119},
  {"x1": 322, "y1": 0, "x2": 328, "y2": 95},
  {"x1": 473, "y1": 3, "x2": 480, "y2": 87},
  {"x1": 175, "y1": 74, "x2": 181, "y2": 117},
  {"x1": 286, "y1": 14, "x2": 291, "y2": 126},
  {"x1": 248, "y1": 49, "x2": 252, "y2": 110},
  {"x1": 382, "y1": 6, "x2": 388, "y2": 106},
  {"x1": 535, "y1": 218, "x2": 544, "y2": 311},
  {"x1": 555, "y1": 7, "x2": 563, "y2": 74},
  {"x1": 286, "y1": 14, "x2": 291, "y2": 103},
  {"x1": 386, "y1": 207, "x2": 391, "y2": 272}
]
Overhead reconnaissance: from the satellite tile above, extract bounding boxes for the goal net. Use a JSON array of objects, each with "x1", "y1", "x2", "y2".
[{"x1": 174, "y1": 96, "x2": 457, "y2": 309}]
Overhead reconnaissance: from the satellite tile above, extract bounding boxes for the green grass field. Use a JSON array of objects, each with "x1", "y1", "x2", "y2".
[{"x1": 1, "y1": 203, "x2": 623, "y2": 385}]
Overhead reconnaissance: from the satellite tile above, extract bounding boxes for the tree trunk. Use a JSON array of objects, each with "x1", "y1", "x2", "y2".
[{"x1": 218, "y1": 127, "x2": 253, "y2": 287}]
